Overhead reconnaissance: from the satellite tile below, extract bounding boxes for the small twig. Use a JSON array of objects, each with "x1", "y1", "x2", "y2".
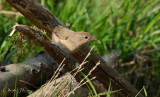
[
  {"x1": 66, "y1": 77, "x2": 96, "y2": 97},
  {"x1": 9, "y1": 23, "x2": 19, "y2": 37},
  {"x1": 66, "y1": 61, "x2": 100, "y2": 97},
  {"x1": 0, "y1": 11, "x2": 22, "y2": 16},
  {"x1": 44, "y1": 58, "x2": 66, "y2": 95},
  {"x1": 72, "y1": 46, "x2": 95, "y2": 76},
  {"x1": 13, "y1": 24, "x2": 73, "y2": 70},
  {"x1": 47, "y1": 79, "x2": 66, "y2": 97},
  {"x1": 69, "y1": 61, "x2": 87, "y2": 75},
  {"x1": 19, "y1": 80, "x2": 38, "y2": 89},
  {"x1": 140, "y1": 48, "x2": 160, "y2": 54},
  {"x1": 121, "y1": 60, "x2": 135, "y2": 67}
]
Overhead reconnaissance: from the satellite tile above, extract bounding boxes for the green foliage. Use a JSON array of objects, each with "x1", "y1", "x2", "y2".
[
  {"x1": 80, "y1": 72, "x2": 121, "y2": 97},
  {"x1": 40, "y1": 0, "x2": 160, "y2": 59},
  {"x1": 80, "y1": 72, "x2": 98, "y2": 96},
  {"x1": 135, "y1": 86, "x2": 147, "y2": 97},
  {"x1": 1, "y1": 0, "x2": 160, "y2": 96},
  {"x1": 1, "y1": 0, "x2": 160, "y2": 62}
]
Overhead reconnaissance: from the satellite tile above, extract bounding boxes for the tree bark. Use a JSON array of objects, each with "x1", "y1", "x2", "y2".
[
  {"x1": 28, "y1": 73, "x2": 89, "y2": 97},
  {"x1": 13, "y1": 24, "x2": 110, "y2": 97},
  {"x1": 5, "y1": 0, "x2": 144, "y2": 97},
  {"x1": 0, "y1": 51, "x2": 57, "y2": 97}
]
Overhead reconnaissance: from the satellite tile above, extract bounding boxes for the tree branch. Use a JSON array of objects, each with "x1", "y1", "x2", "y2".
[
  {"x1": 5, "y1": 0, "x2": 144, "y2": 97},
  {"x1": 0, "y1": 51, "x2": 57, "y2": 97}
]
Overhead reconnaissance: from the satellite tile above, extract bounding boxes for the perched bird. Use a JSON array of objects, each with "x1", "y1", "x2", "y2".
[{"x1": 52, "y1": 25, "x2": 97, "y2": 53}]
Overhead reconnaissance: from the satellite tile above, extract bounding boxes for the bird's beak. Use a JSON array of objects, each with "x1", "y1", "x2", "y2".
[{"x1": 90, "y1": 37, "x2": 98, "y2": 41}]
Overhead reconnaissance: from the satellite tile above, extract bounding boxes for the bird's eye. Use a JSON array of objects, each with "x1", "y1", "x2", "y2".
[{"x1": 84, "y1": 36, "x2": 88, "y2": 39}]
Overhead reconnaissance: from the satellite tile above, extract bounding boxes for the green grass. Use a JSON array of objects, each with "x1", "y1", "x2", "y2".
[
  {"x1": 80, "y1": 71, "x2": 121, "y2": 97},
  {"x1": 1, "y1": 0, "x2": 160, "y2": 96}
]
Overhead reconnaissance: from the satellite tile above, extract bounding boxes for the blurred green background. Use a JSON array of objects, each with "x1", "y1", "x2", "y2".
[{"x1": 0, "y1": 0, "x2": 160, "y2": 96}]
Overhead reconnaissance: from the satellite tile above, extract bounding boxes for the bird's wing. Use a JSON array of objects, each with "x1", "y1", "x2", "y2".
[{"x1": 53, "y1": 26, "x2": 74, "y2": 40}]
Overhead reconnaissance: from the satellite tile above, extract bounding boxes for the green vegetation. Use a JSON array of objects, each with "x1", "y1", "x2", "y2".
[{"x1": 1, "y1": 0, "x2": 160, "y2": 96}]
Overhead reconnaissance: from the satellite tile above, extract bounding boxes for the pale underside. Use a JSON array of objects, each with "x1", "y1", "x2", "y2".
[{"x1": 52, "y1": 27, "x2": 84, "y2": 53}]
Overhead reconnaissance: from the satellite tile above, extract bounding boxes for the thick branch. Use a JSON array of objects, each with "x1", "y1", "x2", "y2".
[
  {"x1": 14, "y1": 24, "x2": 74, "y2": 72},
  {"x1": 0, "y1": 51, "x2": 57, "y2": 97},
  {"x1": 6, "y1": 0, "x2": 144, "y2": 97},
  {"x1": 28, "y1": 73, "x2": 89, "y2": 97},
  {"x1": 13, "y1": 24, "x2": 110, "y2": 96},
  {"x1": 6, "y1": 0, "x2": 66, "y2": 37}
]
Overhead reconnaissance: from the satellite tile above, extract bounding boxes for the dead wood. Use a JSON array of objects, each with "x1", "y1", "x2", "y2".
[
  {"x1": 0, "y1": 51, "x2": 57, "y2": 97},
  {"x1": 5, "y1": 0, "x2": 144, "y2": 97},
  {"x1": 13, "y1": 24, "x2": 110, "y2": 96},
  {"x1": 28, "y1": 73, "x2": 89, "y2": 97},
  {"x1": 13, "y1": 24, "x2": 75, "y2": 72}
]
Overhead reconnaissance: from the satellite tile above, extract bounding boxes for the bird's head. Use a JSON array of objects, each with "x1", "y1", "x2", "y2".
[{"x1": 75, "y1": 32, "x2": 98, "y2": 46}]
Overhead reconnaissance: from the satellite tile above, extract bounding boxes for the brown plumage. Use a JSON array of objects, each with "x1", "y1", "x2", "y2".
[{"x1": 52, "y1": 26, "x2": 97, "y2": 53}]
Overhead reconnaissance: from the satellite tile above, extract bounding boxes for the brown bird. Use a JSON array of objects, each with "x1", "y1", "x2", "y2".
[{"x1": 52, "y1": 26, "x2": 97, "y2": 53}]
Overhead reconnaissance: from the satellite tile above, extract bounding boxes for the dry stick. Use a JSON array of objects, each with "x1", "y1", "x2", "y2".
[
  {"x1": 58, "y1": 83, "x2": 69, "y2": 97},
  {"x1": 19, "y1": 80, "x2": 38, "y2": 89},
  {"x1": 46, "y1": 63, "x2": 66, "y2": 95},
  {"x1": 121, "y1": 61, "x2": 135, "y2": 67},
  {"x1": 64, "y1": 77, "x2": 96, "y2": 97},
  {"x1": 48, "y1": 58, "x2": 66, "y2": 83},
  {"x1": 43, "y1": 58, "x2": 66, "y2": 95},
  {"x1": 13, "y1": 24, "x2": 78, "y2": 96},
  {"x1": 50, "y1": 78, "x2": 66, "y2": 97},
  {"x1": 73, "y1": 62, "x2": 88, "y2": 77},
  {"x1": 64, "y1": 49, "x2": 96, "y2": 96},
  {"x1": 0, "y1": 10, "x2": 22, "y2": 16},
  {"x1": 70, "y1": 61, "x2": 87, "y2": 75},
  {"x1": 13, "y1": 24, "x2": 76, "y2": 95},
  {"x1": 68, "y1": 63, "x2": 99, "y2": 97},
  {"x1": 51, "y1": 75, "x2": 73, "y2": 97},
  {"x1": 47, "y1": 78, "x2": 66, "y2": 97},
  {"x1": 66, "y1": 61, "x2": 100, "y2": 97},
  {"x1": 9, "y1": 28, "x2": 16, "y2": 37},
  {"x1": 69, "y1": 46, "x2": 93, "y2": 76},
  {"x1": 82, "y1": 45, "x2": 95, "y2": 63},
  {"x1": 12, "y1": 23, "x2": 96, "y2": 96},
  {"x1": 14, "y1": 24, "x2": 73, "y2": 70},
  {"x1": 29, "y1": 59, "x2": 66, "y2": 97},
  {"x1": 140, "y1": 48, "x2": 160, "y2": 54},
  {"x1": 73, "y1": 46, "x2": 94, "y2": 77},
  {"x1": 80, "y1": 77, "x2": 96, "y2": 87},
  {"x1": 49, "y1": 48, "x2": 97, "y2": 97},
  {"x1": 67, "y1": 77, "x2": 96, "y2": 97}
]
